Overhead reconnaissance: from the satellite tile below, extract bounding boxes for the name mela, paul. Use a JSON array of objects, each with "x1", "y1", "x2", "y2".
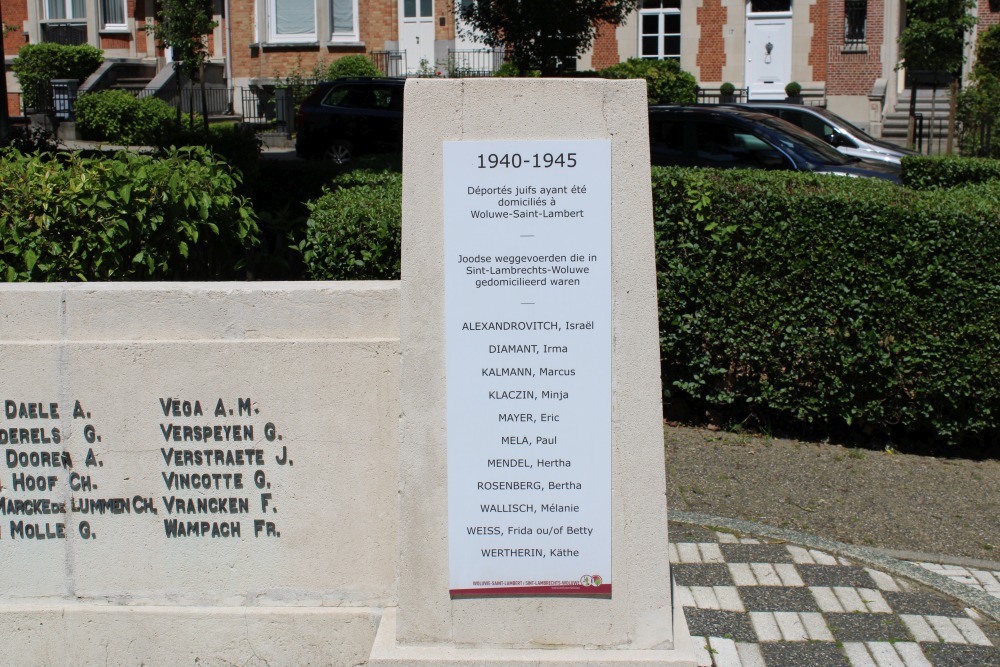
[{"x1": 499, "y1": 435, "x2": 557, "y2": 445}]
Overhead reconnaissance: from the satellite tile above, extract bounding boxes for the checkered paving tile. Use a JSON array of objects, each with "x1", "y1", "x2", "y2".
[
  {"x1": 917, "y1": 563, "x2": 1000, "y2": 601},
  {"x1": 670, "y1": 522, "x2": 1000, "y2": 667}
]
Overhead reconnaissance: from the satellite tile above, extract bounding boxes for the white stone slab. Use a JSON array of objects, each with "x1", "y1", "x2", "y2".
[
  {"x1": 0, "y1": 283, "x2": 401, "y2": 665},
  {"x1": 395, "y1": 77, "x2": 691, "y2": 662}
]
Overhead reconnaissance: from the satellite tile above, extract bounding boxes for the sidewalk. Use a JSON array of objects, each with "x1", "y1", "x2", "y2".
[{"x1": 668, "y1": 517, "x2": 1000, "y2": 667}]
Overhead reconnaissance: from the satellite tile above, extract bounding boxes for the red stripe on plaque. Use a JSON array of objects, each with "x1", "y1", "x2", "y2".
[{"x1": 450, "y1": 584, "x2": 612, "y2": 598}]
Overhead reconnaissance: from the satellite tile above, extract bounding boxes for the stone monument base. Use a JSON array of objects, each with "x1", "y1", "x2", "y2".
[
  {"x1": 0, "y1": 603, "x2": 380, "y2": 665},
  {"x1": 369, "y1": 596, "x2": 697, "y2": 667}
]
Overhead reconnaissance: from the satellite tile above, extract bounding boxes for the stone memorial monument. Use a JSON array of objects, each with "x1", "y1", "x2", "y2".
[
  {"x1": 375, "y1": 77, "x2": 695, "y2": 665},
  {"x1": 0, "y1": 78, "x2": 693, "y2": 666}
]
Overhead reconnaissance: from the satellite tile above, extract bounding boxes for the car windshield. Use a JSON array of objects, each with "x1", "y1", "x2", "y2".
[
  {"x1": 810, "y1": 107, "x2": 881, "y2": 143},
  {"x1": 757, "y1": 115, "x2": 854, "y2": 165}
]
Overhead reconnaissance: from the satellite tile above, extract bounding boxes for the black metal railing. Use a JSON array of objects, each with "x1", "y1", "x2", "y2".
[
  {"x1": 696, "y1": 87, "x2": 748, "y2": 104},
  {"x1": 844, "y1": 0, "x2": 867, "y2": 48},
  {"x1": 139, "y1": 85, "x2": 231, "y2": 115},
  {"x1": 239, "y1": 87, "x2": 297, "y2": 136},
  {"x1": 41, "y1": 22, "x2": 88, "y2": 46},
  {"x1": 912, "y1": 113, "x2": 925, "y2": 153},
  {"x1": 446, "y1": 49, "x2": 508, "y2": 77},
  {"x1": 370, "y1": 50, "x2": 407, "y2": 77},
  {"x1": 977, "y1": 115, "x2": 994, "y2": 157},
  {"x1": 22, "y1": 82, "x2": 79, "y2": 117}
]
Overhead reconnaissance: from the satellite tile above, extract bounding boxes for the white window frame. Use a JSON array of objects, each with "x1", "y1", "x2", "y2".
[
  {"x1": 267, "y1": 0, "x2": 317, "y2": 43},
  {"x1": 329, "y1": 0, "x2": 359, "y2": 42},
  {"x1": 403, "y1": 0, "x2": 434, "y2": 19},
  {"x1": 639, "y1": 0, "x2": 681, "y2": 60},
  {"x1": 44, "y1": 0, "x2": 86, "y2": 21},
  {"x1": 100, "y1": 0, "x2": 127, "y2": 31}
]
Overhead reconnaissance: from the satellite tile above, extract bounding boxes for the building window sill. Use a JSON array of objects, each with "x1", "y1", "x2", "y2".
[
  {"x1": 254, "y1": 41, "x2": 321, "y2": 51},
  {"x1": 841, "y1": 44, "x2": 868, "y2": 53}
]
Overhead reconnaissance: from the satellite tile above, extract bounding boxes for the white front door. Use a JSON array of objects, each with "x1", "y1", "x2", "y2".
[
  {"x1": 745, "y1": 0, "x2": 792, "y2": 100},
  {"x1": 400, "y1": 0, "x2": 436, "y2": 74}
]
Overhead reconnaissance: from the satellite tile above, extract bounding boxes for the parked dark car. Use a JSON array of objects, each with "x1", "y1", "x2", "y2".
[
  {"x1": 722, "y1": 102, "x2": 918, "y2": 165},
  {"x1": 648, "y1": 106, "x2": 901, "y2": 182},
  {"x1": 295, "y1": 78, "x2": 404, "y2": 163}
]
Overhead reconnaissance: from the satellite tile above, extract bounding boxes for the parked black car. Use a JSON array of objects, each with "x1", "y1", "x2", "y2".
[
  {"x1": 295, "y1": 78, "x2": 404, "y2": 163},
  {"x1": 648, "y1": 106, "x2": 901, "y2": 182}
]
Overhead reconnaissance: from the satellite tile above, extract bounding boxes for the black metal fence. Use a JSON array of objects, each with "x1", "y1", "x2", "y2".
[
  {"x1": 975, "y1": 115, "x2": 994, "y2": 157},
  {"x1": 22, "y1": 83, "x2": 233, "y2": 120},
  {"x1": 446, "y1": 49, "x2": 509, "y2": 77},
  {"x1": 20, "y1": 82, "x2": 79, "y2": 118},
  {"x1": 696, "y1": 87, "x2": 749, "y2": 104},
  {"x1": 40, "y1": 22, "x2": 88, "y2": 46},
  {"x1": 239, "y1": 86, "x2": 303, "y2": 137},
  {"x1": 370, "y1": 50, "x2": 407, "y2": 77},
  {"x1": 139, "y1": 85, "x2": 232, "y2": 115}
]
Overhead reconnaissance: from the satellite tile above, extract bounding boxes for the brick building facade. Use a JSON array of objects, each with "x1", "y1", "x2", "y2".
[
  {"x1": 3, "y1": 0, "x2": 999, "y2": 130},
  {"x1": 600, "y1": 0, "x2": 999, "y2": 129}
]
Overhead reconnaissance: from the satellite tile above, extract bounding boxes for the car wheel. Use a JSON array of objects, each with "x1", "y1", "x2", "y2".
[{"x1": 324, "y1": 140, "x2": 353, "y2": 164}]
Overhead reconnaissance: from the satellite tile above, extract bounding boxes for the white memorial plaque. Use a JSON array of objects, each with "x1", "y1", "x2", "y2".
[{"x1": 445, "y1": 140, "x2": 612, "y2": 597}]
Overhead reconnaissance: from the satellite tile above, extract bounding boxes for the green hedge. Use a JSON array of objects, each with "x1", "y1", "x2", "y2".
[
  {"x1": 0, "y1": 147, "x2": 258, "y2": 280},
  {"x1": 599, "y1": 58, "x2": 697, "y2": 104},
  {"x1": 154, "y1": 124, "x2": 263, "y2": 191},
  {"x1": 326, "y1": 54, "x2": 384, "y2": 79},
  {"x1": 299, "y1": 170, "x2": 402, "y2": 280},
  {"x1": 902, "y1": 154, "x2": 1000, "y2": 189},
  {"x1": 74, "y1": 90, "x2": 177, "y2": 145},
  {"x1": 10, "y1": 43, "x2": 104, "y2": 109},
  {"x1": 652, "y1": 167, "x2": 1000, "y2": 447},
  {"x1": 293, "y1": 165, "x2": 1000, "y2": 447}
]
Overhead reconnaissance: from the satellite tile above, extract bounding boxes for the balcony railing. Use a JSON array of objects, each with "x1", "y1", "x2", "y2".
[{"x1": 41, "y1": 22, "x2": 89, "y2": 46}]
